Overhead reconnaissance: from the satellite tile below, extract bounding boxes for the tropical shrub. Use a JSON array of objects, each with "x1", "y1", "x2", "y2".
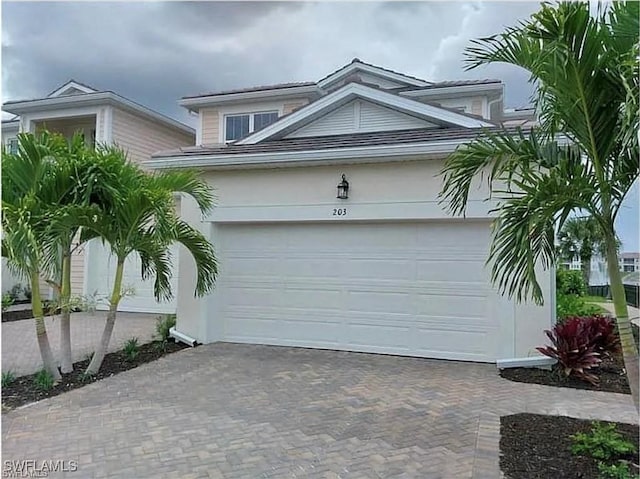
[
  {"x1": 557, "y1": 268, "x2": 587, "y2": 296},
  {"x1": 2, "y1": 370, "x2": 16, "y2": 387},
  {"x1": 557, "y1": 293, "x2": 603, "y2": 321},
  {"x1": 123, "y1": 337, "x2": 140, "y2": 362},
  {"x1": 33, "y1": 369, "x2": 55, "y2": 391},
  {"x1": 536, "y1": 317, "x2": 602, "y2": 384},
  {"x1": 1, "y1": 294, "x2": 14, "y2": 312},
  {"x1": 571, "y1": 422, "x2": 636, "y2": 461},
  {"x1": 597, "y1": 461, "x2": 639, "y2": 479},
  {"x1": 155, "y1": 314, "x2": 176, "y2": 342},
  {"x1": 9, "y1": 284, "x2": 23, "y2": 301},
  {"x1": 585, "y1": 316, "x2": 621, "y2": 357}
]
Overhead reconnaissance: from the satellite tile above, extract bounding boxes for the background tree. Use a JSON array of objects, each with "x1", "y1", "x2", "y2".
[
  {"x1": 83, "y1": 146, "x2": 218, "y2": 375},
  {"x1": 557, "y1": 216, "x2": 620, "y2": 286},
  {"x1": 439, "y1": 2, "x2": 639, "y2": 409}
]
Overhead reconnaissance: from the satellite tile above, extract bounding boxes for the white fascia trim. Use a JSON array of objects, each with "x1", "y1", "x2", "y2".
[
  {"x1": 400, "y1": 83, "x2": 503, "y2": 98},
  {"x1": 48, "y1": 81, "x2": 97, "y2": 97},
  {"x1": 147, "y1": 137, "x2": 468, "y2": 170},
  {"x1": 4, "y1": 92, "x2": 194, "y2": 136},
  {"x1": 318, "y1": 62, "x2": 430, "y2": 89},
  {"x1": 238, "y1": 83, "x2": 494, "y2": 145},
  {"x1": 179, "y1": 85, "x2": 321, "y2": 110}
]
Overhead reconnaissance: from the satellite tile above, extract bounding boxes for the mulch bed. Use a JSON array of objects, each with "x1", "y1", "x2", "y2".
[
  {"x1": 501, "y1": 413, "x2": 639, "y2": 479},
  {"x1": 500, "y1": 354, "x2": 631, "y2": 394},
  {"x1": 1, "y1": 308, "x2": 36, "y2": 322},
  {"x1": 1, "y1": 340, "x2": 189, "y2": 411},
  {"x1": 2, "y1": 305, "x2": 82, "y2": 323}
]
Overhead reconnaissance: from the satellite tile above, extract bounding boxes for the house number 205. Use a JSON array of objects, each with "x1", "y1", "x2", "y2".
[{"x1": 333, "y1": 208, "x2": 347, "y2": 216}]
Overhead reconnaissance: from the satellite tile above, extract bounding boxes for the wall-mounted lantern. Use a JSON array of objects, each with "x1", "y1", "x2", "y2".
[{"x1": 336, "y1": 174, "x2": 349, "y2": 199}]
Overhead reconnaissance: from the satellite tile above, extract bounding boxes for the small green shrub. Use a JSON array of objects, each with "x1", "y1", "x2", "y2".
[
  {"x1": 1, "y1": 294, "x2": 14, "y2": 312},
  {"x1": 2, "y1": 370, "x2": 16, "y2": 387},
  {"x1": 33, "y1": 369, "x2": 55, "y2": 391},
  {"x1": 597, "y1": 460, "x2": 639, "y2": 479},
  {"x1": 9, "y1": 284, "x2": 23, "y2": 301},
  {"x1": 123, "y1": 337, "x2": 140, "y2": 362},
  {"x1": 23, "y1": 286, "x2": 32, "y2": 301},
  {"x1": 155, "y1": 314, "x2": 176, "y2": 342},
  {"x1": 557, "y1": 268, "x2": 587, "y2": 296},
  {"x1": 557, "y1": 293, "x2": 604, "y2": 322},
  {"x1": 571, "y1": 422, "x2": 636, "y2": 461}
]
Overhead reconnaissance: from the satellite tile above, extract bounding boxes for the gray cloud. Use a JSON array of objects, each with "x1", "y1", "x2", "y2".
[
  {"x1": 3, "y1": 1, "x2": 540, "y2": 125},
  {"x1": 2, "y1": 1, "x2": 638, "y2": 250}
]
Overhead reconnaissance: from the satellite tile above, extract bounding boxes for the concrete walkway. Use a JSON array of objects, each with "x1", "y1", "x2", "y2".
[
  {"x1": 1, "y1": 312, "x2": 158, "y2": 376},
  {"x1": 2, "y1": 343, "x2": 637, "y2": 478},
  {"x1": 596, "y1": 302, "x2": 640, "y2": 326}
]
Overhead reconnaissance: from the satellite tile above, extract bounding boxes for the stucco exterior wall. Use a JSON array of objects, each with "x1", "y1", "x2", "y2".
[
  {"x1": 175, "y1": 158, "x2": 552, "y2": 358},
  {"x1": 111, "y1": 108, "x2": 194, "y2": 165}
]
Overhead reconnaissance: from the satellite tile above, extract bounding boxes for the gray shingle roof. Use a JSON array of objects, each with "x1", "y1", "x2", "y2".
[
  {"x1": 182, "y1": 82, "x2": 318, "y2": 100},
  {"x1": 154, "y1": 126, "x2": 505, "y2": 158}
]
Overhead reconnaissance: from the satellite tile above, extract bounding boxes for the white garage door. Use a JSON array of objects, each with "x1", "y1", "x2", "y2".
[
  {"x1": 212, "y1": 221, "x2": 506, "y2": 362},
  {"x1": 86, "y1": 240, "x2": 178, "y2": 314}
]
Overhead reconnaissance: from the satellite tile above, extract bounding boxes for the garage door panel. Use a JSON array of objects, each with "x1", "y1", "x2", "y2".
[
  {"x1": 345, "y1": 290, "x2": 412, "y2": 314},
  {"x1": 416, "y1": 260, "x2": 487, "y2": 283},
  {"x1": 415, "y1": 292, "x2": 487, "y2": 318},
  {"x1": 215, "y1": 221, "x2": 502, "y2": 362}
]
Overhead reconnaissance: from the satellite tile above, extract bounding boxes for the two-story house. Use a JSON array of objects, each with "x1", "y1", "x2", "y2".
[
  {"x1": 144, "y1": 58, "x2": 550, "y2": 362},
  {"x1": 2, "y1": 80, "x2": 195, "y2": 312}
]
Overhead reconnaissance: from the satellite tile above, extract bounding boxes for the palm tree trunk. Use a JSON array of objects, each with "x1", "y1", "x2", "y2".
[
  {"x1": 85, "y1": 259, "x2": 124, "y2": 375},
  {"x1": 605, "y1": 236, "x2": 639, "y2": 411},
  {"x1": 31, "y1": 272, "x2": 61, "y2": 381},
  {"x1": 580, "y1": 254, "x2": 591, "y2": 287},
  {"x1": 59, "y1": 250, "x2": 73, "y2": 373}
]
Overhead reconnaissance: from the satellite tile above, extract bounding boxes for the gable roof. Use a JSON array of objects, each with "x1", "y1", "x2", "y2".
[
  {"x1": 47, "y1": 80, "x2": 99, "y2": 97},
  {"x1": 318, "y1": 58, "x2": 431, "y2": 90},
  {"x1": 236, "y1": 82, "x2": 494, "y2": 145}
]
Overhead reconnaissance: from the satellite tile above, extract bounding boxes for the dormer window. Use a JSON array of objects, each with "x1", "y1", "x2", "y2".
[{"x1": 225, "y1": 111, "x2": 278, "y2": 141}]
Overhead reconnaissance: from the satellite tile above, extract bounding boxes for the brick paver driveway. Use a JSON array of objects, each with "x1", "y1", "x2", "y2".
[
  {"x1": 2, "y1": 312, "x2": 158, "y2": 376},
  {"x1": 2, "y1": 343, "x2": 637, "y2": 478}
]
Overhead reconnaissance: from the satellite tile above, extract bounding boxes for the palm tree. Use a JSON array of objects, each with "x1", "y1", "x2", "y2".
[
  {"x1": 38, "y1": 133, "x2": 104, "y2": 373},
  {"x1": 83, "y1": 145, "x2": 218, "y2": 375},
  {"x1": 557, "y1": 216, "x2": 618, "y2": 286},
  {"x1": 1, "y1": 132, "x2": 93, "y2": 381},
  {"x1": 439, "y1": 2, "x2": 639, "y2": 409}
]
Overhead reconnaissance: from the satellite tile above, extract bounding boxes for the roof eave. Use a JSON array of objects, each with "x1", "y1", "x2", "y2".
[
  {"x1": 179, "y1": 85, "x2": 322, "y2": 110},
  {"x1": 147, "y1": 138, "x2": 471, "y2": 170},
  {"x1": 400, "y1": 82, "x2": 503, "y2": 98},
  {"x1": 3, "y1": 93, "x2": 194, "y2": 135}
]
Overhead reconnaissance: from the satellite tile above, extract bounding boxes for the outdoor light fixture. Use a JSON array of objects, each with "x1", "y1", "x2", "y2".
[{"x1": 336, "y1": 174, "x2": 349, "y2": 199}]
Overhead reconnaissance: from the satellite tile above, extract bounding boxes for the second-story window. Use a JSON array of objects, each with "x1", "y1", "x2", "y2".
[{"x1": 225, "y1": 111, "x2": 278, "y2": 141}]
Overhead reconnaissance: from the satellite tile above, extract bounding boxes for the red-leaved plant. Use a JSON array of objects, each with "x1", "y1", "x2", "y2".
[
  {"x1": 536, "y1": 317, "x2": 602, "y2": 385},
  {"x1": 584, "y1": 315, "x2": 620, "y2": 358}
]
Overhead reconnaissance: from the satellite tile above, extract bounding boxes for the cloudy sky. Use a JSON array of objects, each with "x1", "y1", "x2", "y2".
[{"x1": 2, "y1": 1, "x2": 638, "y2": 251}]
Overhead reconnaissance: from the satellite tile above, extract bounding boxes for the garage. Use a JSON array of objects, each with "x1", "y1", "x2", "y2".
[
  {"x1": 210, "y1": 220, "x2": 511, "y2": 362},
  {"x1": 85, "y1": 239, "x2": 178, "y2": 314}
]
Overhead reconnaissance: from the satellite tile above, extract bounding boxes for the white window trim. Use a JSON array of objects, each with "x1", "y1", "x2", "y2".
[
  {"x1": 222, "y1": 110, "x2": 280, "y2": 143},
  {"x1": 216, "y1": 102, "x2": 285, "y2": 143},
  {"x1": 6, "y1": 136, "x2": 18, "y2": 154}
]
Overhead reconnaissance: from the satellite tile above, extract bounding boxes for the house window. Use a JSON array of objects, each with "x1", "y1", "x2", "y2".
[
  {"x1": 7, "y1": 138, "x2": 18, "y2": 154},
  {"x1": 224, "y1": 111, "x2": 278, "y2": 141}
]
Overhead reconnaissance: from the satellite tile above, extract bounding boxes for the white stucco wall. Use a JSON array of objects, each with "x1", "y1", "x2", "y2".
[{"x1": 175, "y1": 157, "x2": 552, "y2": 358}]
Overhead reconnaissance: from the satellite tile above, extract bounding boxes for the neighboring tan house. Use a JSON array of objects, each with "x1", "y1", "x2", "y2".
[
  {"x1": 146, "y1": 58, "x2": 550, "y2": 362},
  {"x1": 2, "y1": 80, "x2": 195, "y2": 312}
]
